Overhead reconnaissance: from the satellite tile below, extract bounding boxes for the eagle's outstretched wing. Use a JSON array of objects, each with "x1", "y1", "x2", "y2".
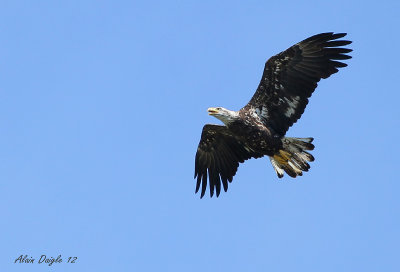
[
  {"x1": 243, "y1": 32, "x2": 352, "y2": 136},
  {"x1": 194, "y1": 124, "x2": 262, "y2": 198}
]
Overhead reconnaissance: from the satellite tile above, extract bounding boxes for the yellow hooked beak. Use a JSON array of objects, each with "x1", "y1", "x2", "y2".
[{"x1": 207, "y1": 107, "x2": 219, "y2": 115}]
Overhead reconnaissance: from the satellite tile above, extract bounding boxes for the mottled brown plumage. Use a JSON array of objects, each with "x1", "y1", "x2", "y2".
[{"x1": 195, "y1": 33, "x2": 352, "y2": 198}]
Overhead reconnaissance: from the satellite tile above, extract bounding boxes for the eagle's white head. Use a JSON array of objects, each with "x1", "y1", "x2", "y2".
[{"x1": 207, "y1": 107, "x2": 239, "y2": 126}]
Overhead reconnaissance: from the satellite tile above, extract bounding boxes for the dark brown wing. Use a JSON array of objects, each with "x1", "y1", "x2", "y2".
[
  {"x1": 244, "y1": 32, "x2": 352, "y2": 136},
  {"x1": 194, "y1": 124, "x2": 262, "y2": 198}
]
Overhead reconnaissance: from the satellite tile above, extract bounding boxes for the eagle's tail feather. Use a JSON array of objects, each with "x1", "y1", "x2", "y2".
[{"x1": 269, "y1": 137, "x2": 315, "y2": 178}]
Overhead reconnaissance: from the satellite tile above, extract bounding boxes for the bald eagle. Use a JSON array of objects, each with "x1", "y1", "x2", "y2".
[{"x1": 194, "y1": 32, "x2": 352, "y2": 198}]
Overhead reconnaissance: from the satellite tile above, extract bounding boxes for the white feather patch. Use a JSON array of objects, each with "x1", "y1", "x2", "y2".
[
  {"x1": 288, "y1": 161, "x2": 302, "y2": 175},
  {"x1": 255, "y1": 106, "x2": 269, "y2": 120},
  {"x1": 298, "y1": 152, "x2": 312, "y2": 162},
  {"x1": 269, "y1": 157, "x2": 284, "y2": 177},
  {"x1": 284, "y1": 96, "x2": 300, "y2": 117}
]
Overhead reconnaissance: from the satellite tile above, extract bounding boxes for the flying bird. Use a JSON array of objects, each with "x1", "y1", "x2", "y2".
[{"x1": 194, "y1": 32, "x2": 352, "y2": 198}]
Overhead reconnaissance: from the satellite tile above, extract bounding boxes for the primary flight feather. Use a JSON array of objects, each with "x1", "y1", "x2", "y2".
[{"x1": 194, "y1": 32, "x2": 352, "y2": 198}]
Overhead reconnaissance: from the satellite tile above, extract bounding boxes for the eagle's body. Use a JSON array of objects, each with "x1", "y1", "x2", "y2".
[
  {"x1": 195, "y1": 33, "x2": 352, "y2": 198},
  {"x1": 223, "y1": 110, "x2": 280, "y2": 155}
]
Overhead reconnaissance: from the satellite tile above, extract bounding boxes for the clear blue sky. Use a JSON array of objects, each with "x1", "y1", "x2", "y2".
[{"x1": 1, "y1": 1, "x2": 399, "y2": 271}]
